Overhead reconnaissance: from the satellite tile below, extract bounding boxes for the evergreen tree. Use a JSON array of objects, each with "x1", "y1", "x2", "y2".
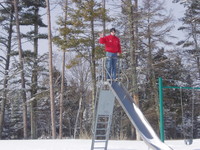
[
  {"x1": 121, "y1": 0, "x2": 140, "y2": 140},
  {"x1": 45, "y1": 0, "x2": 56, "y2": 139},
  {"x1": 54, "y1": 0, "x2": 111, "y2": 136},
  {"x1": 113, "y1": 0, "x2": 174, "y2": 137},
  {"x1": 57, "y1": 0, "x2": 68, "y2": 139},
  {"x1": 19, "y1": 0, "x2": 47, "y2": 139},
  {"x1": 0, "y1": 0, "x2": 15, "y2": 139},
  {"x1": 176, "y1": 0, "x2": 200, "y2": 79},
  {"x1": 0, "y1": 0, "x2": 48, "y2": 139},
  {"x1": 138, "y1": 0, "x2": 174, "y2": 133},
  {"x1": 14, "y1": 0, "x2": 28, "y2": 139}
]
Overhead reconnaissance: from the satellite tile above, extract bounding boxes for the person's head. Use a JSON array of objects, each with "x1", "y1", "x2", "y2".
[{"x1": 110, "y1": 28, "x2": 116, "y2": 36}]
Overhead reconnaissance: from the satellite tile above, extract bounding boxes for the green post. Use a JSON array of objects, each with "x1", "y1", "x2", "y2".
[{"x1": 158, "y1": 77, "x2": 164, "y2": 142}]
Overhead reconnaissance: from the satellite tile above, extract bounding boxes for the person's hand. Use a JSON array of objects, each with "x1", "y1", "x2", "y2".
[{"x1": 98, "y1": 33, "x2": 104, "y2": 38}]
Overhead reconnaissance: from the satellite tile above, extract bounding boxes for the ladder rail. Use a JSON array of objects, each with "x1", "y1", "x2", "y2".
[{"x1": 91, "y1": 89, "x2": 115, "y2": 150}]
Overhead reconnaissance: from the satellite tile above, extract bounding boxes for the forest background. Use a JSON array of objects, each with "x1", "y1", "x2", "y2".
[{"x1": 0, "y1": 0, "x2": 200, "y2": 141}]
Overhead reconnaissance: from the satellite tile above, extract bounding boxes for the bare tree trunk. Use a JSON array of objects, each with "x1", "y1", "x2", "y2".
[
  {"x1": 59, "y1": 0, "x2": 68, "y2": 139},
  {"x1": 31, "y1": 0, "x2": 39, "y2": 139},
  {"x1": 133, "y1": 0, "x2": 140, "y2": 140},
  {"x1": 59, "y1": 47, "x2": 66, "y2": 139},
  {"x1": 90, "y1": 0, "x2": 97, "y2": 130},
  {"x1": 127, "y1": 0, "x2": 140, "y2": 140},
  {"x1": 102, "y1": 0, "x2": 106, "y2": 36},
  {"x1": 74, "y1": 97, "x2": 82, "y2": 138},
  {"x1": 13, "y1": 0, "x2": 28, "y2": 139},
  {"x1": 45, "y1": 0, "x2": 56, "y2": 139},
  {"x1": 147, "y1": 24, "x2": 159, "y2": 133},
  {"x1": 0, "y1": 5, "x2": 14, "y2": 139}
]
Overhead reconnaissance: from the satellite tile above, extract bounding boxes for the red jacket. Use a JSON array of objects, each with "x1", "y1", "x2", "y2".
[{"x1": 99, "y1": 35, "x2": 122, "y2": 53}]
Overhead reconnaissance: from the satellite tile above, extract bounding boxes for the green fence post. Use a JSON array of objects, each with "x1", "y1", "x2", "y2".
[{"x1": 158, "y1": 77, "x2": 164, "y2": 142}]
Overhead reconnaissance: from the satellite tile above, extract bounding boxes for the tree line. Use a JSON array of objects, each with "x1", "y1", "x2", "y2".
[{"x1": 0, "y1": 0, "x2": 200, "y2": 140}]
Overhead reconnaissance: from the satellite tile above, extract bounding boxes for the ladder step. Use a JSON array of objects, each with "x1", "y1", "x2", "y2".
[
  {"x1": 93, "y1": 147, "x2": 106, "y2": 149},
  {"x1": 94, "y1": 140, "x2": 107, "y2": 143},
  {"x1": 96, "y1": 135, "x2": 106, "y2": 137},
  {"x1": 96, "y1": 134, "x2": 106, "y2": 137},
  {"x1": 96, "y1": 128, "x2": 107, "y2": 131},
  {"x1": 98, "y1": 115, "x2": 109, "y2": 117},
  {"x1": 97, "y1": 122, "x2": 108, "y2": 124}
]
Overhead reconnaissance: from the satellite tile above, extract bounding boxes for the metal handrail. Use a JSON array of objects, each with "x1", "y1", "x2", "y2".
[{"x1": 96, "y1": 57, "x2": 129, "y2": 87}]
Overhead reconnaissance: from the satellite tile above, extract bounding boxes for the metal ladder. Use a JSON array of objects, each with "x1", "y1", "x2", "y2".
[{"x1": 91, "y1": 88, "x2": 115, "y2": 150}]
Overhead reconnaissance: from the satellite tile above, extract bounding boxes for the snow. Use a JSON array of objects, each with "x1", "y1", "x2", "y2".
[{"x1": 0, "y1": 139, "x2": 200, "y2": 150}]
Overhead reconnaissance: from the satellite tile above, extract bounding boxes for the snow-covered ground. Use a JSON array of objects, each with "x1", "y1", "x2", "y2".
[{"x1": 0, "y1": 139, "x2": 200, "y2": 150}]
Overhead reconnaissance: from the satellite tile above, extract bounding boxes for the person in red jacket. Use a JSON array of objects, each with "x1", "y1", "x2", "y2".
[{"x1": 99, "y1": 28, "x2": 122, "y2": 80}]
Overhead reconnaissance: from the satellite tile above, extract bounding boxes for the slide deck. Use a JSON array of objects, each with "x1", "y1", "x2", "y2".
[{"x1": 108, "y1": 81, "x2": 173, "y2": 150}]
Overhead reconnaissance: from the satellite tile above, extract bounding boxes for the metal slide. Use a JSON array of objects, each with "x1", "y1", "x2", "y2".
[{"x1": 109, "y1": 81, "x2": 173, "y2": 150}]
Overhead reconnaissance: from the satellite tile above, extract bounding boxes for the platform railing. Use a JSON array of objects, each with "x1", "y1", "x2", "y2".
[{"x1": 96, "y1": 57, "x2": 129, "y2": 87}]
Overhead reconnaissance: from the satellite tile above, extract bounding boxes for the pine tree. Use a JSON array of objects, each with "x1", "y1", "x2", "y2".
[
  {"x1": 138, "y1": 0, "x2": 174, "y2": 134},
  {"x1": 54, "y1": 0, "x2": 111, "y2": 137},
  {"x1": 121, "y1": 0, "x2": 140, "y2": 140},
  {"x1": 45, "y1": 0, "x2": 56, "y2": 139},
  {"x1": 176, "y1": 0, "x2": 200, "y2": 78},
  {"x1": 14, "y1": 0, "x2": 28, "y2": 139},
  {"x1": 53, "y1": 0, "x2": 69, "y2": 139},
  {"x1": 0, "y1": 0, "x2": 15, "y2": 139},
  {"x1": 19, "y1": 0, "x2": 47, "y2": 139}
]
